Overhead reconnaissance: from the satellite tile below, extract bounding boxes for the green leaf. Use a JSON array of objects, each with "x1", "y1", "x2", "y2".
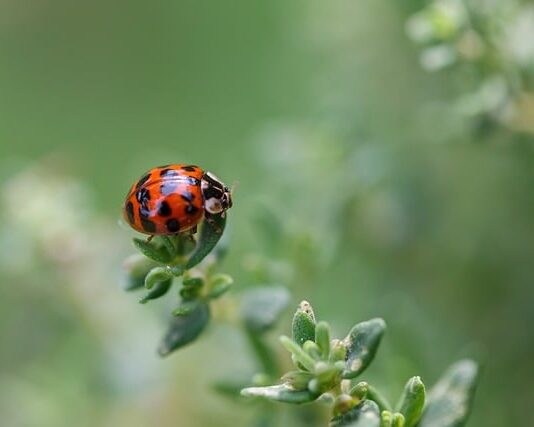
[
  {"x1": 380, "y1": 411, "x2": 393, "y2": 427},
  {"x1": 144, "y1": 266, "x2": 173, "y2": 289},
  {"x1": 158, "y1": 301, "x2": 210, "y2": 357},
  {"x1": 392, "y1": 413, "x2": 405, "y2": 427},
  {"x1": 342, "y1": 318, "x2": 386, "y2": 379},
  {"x1": 350, "y1": 382, "x2": 369, "y2": 401},
  {"x1": 207, "y1": 273, "x2": 233, "y2": 299},
  {"x1": 418, "y1": 359, "x2": 479, "y2": 427},
  {"x1": 279, "y1": 335, "x2": 316, "y2": 372},
  {"x1": 139, "y1": 279, "x2": 173, "y2": 304},
  {"x1": 133, "y1": 238, "x2": 173, "y2": 264},
  {"x1": 303, "y1": 340, "x2": 322, "y2": 360},
  {"x1": 121, "y1": 254, "x2": 157, "y2": 291},
  {"x1": 185, "y1": 213, "x2": 227, "y2": 269},
  {"x1": 315, "y1": 321, "x2": 331, "y2": 359},
  {"x1": 158, "y1": 236, "x2": 177, "y2": 257},
  {"x1": 240, "y1": 286, "x2": 290, "y2": 333},
  {"x1": 395, "y1": 376, "x2": 425, "y2": 427},
  {"x1": 241, "y1": 384, "x2": 318, "y2": 404},
  {"x1": 330, "y1": 400, "x2": 381, "y2": 427},
  {"x1": 292, "y1": 301, "x2": 316, "y2": 346}
]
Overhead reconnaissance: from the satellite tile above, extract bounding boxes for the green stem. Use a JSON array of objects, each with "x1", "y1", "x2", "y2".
[
  {"x1": 245, "y1": 329, "x2": 279, "y2": 379},
  {"x1": 367, "y1": 385, "x2": 392, "y2": 412}
]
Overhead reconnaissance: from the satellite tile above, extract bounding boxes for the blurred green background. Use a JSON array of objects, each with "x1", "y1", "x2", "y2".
[{"x1": 1, "y1": 1, "x2": 533, "y2": 426}]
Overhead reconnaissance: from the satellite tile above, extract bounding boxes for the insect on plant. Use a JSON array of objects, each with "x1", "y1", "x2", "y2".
[{"x1": 121, "y1": 163, "x2": 479, "y2": 427}]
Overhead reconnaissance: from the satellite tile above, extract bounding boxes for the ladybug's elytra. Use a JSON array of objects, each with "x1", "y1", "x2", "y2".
[{"x1": 123, "y1": 164, "x2": 232, "y2": 235}]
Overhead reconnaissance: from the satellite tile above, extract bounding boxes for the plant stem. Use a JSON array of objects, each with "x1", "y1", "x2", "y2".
[
  {"x1": 367, "y1": 384, "x2": 393, "y2": 412},
  {"x1": 245, "y1": 328, "x2": 279, "y2": 379}
]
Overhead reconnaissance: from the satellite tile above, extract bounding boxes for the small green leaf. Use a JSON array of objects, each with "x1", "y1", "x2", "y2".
[
  {"x1": 139, "y1": 279, "x2": 173, "y2": 304},
  {"x1": 133, "y1": 238, "x2": 173, "y2": 264},
  {"x1": 144, "y1": 266, "x2": 173, "y2": 289},
  {"x1": 330, "y1": 400, "x2": 381, "y2": 427},
  {"x1": 303, "y1": 340, "x2": 322, "y2": 360},
  {"x1": 185, "y1": 213, "x2": 227, "y2": 269},
  {"x1": 158, "y1": 301, "x2": 210, "y2": 357},
  {"x1": 392, "y1": 413, "x2": 405, "y2": 427},
  {"x1": 241, "y1": 384, "x2": 318, "y2": 404},
  {"x1": 350, "y1": 382, "x2": 369, "y2": 401},
  {"x1": 418, "y1": 360, "x2": 479, "y2": 427},
  {"x1": 380, "y1": 411, "x2": 393, "y2": 427},
  {"x1": 292, "y1": 301, "x2": 316, "y2": 346},
  {"x1": 315, "y1": 321, "x2": 331, "y2": 359},
  {"x1": 158, "y1": 236, "x2": 177, "y2": 257},
  {"x1": 121, "y1": 254, "x2": 157, "y2": 291},
  {"x1": 395, "y1": 376, "x2": 425, "y2": 427},
  {"x1": 207, "y1": 273, "x2": 233, "y2": 299},
  {"x1": 279, "y1": 335, "x2": 316, "y2": 372},
  {"x1": 342, "y1": 318, "x2": 386, "y2": 379},
  {"x1": 240, "y1": 286, "x2": 290, "y2": 333}
]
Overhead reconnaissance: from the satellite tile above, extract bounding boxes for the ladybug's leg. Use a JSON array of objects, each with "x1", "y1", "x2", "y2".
[{"x1": 147, "y1": 235, "x2": 154, "y2": 243}]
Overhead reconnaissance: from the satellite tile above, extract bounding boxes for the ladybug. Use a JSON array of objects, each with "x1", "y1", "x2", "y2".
[{"x1": 123, "y1": 164, "x2": 232, "y2": 235}]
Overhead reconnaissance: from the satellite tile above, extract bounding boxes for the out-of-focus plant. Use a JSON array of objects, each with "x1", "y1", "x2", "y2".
[{"x1": 406, "y1": 0, "x2": 534, "y2": 133}]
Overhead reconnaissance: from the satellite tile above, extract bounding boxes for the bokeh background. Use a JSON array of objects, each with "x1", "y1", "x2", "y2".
[{"x1": 1, "y1": 1, "x2": 533, "y2": 426}]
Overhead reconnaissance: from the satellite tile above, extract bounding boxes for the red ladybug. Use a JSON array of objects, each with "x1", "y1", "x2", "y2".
[{"x1": 123, "y1": 164, "x2": 232, "y2": 235}]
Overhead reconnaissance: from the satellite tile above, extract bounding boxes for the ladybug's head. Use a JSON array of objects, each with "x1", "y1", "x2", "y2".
[{"x1": 201, "y1": 171, "x2": 233, "y2": 215}]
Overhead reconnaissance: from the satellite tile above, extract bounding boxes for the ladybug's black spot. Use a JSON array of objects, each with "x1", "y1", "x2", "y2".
[
  {"x1": 138, "y1": 206, "x2": 150, "y2": 219},
  {"x1": 160, "y1": 168, "x2": 179, "y2": 178},
  {"x1": 180, "y1": 191, "x2": 194, "y2": 202},
  {"x1": 141, "y1": 218, "x2": 156, "y2": 233},
  {"x1": 166, "y1": 218, "x2": 180, "y2": 233},
  {"x1": 125, "y1": 201, "x2": 135, "y2": 224},
  {"x1": 181, "y1": 165, "x2": 198, "y2": 172},
  {"x1": 136, "y1": 188, "x2": 151, "y2": 208},
  {"x1": 157, "y1": 201, "x2": 172, "y2": 217},
  {"x1": 136, "y1": 173, "x2": 151, "y2": 189},
  {"x1": 185, "y1": 204, "x2": 199, "y2": 216}
]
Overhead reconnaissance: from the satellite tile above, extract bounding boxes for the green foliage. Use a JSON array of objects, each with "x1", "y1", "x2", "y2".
[
  {"x1": 292, "y1": 300, "x2": 316, "y2": 346},
  {"x1": 343, "y1": 318, "x2": 386, "y2": 379},
  {"x1": 122, "y1": 214, "x2": 232, "y2": 356},
  {"x1": 395, "y1": 377, "x2": 425, "y2": 427},
  {"x1": 330, "y1": 400, "x2": 381, "y2": 427},
  {"x1": 240, "y1": 301, "x2": 479, "y2": 426},
  {"x1": 158, "y1": 300, "x2": 210, "y2": 357},
  {"x1": 418, "y1": 360, "x2": 479, "y2": 427},
  {"x1": 121, "y1": 172, "x2": 480, "y2": 424}
]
